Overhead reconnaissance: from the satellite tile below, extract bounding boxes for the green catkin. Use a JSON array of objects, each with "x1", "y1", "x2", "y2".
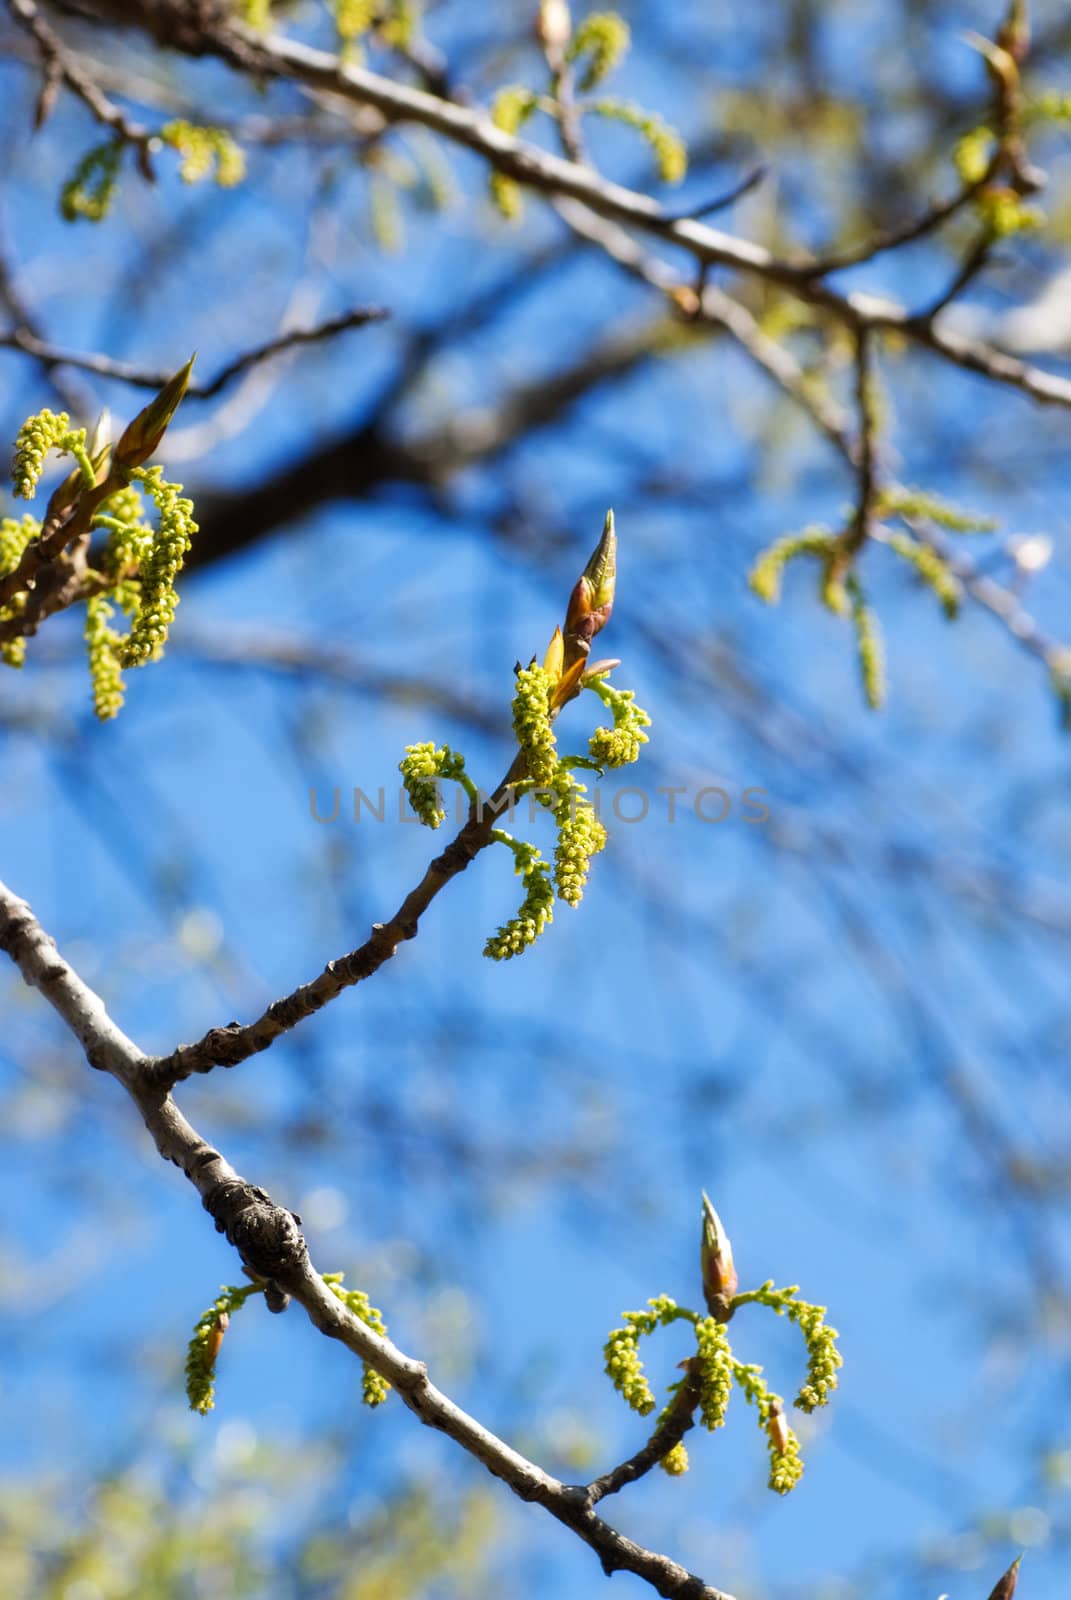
[
  {"x1": 548, "y1": 772, "x2": 606, "y2": 905},
  {"x1": 731, "y1": 1360, "x2": 804, "y2": 1495},
  {"x1": 60, "y1": 141, "x2": 123, "y2": 223},
  {"x1": 0, "y1": 515, "x2": 39, "y2": 666},
  {"x1": 588, "y1": 99, "x2": 688, "y2": 183},
  {"x1": 694, "y1": 1318, "x2": 733, "y2": 1430},
  {"x1": 749, "y1": 526, "x2": 838, "y2": 604},
  {"x1": 160, "y1": 122, "x2": 245, "y2": 188},
  {"x1": 483, "y1": 842, "x2": 555, "y2": 961},
  {"x1": 846, "y1": 573, "x2": 885, "y2": 709},
  {"x1": 185, "y1": 1283, "x2": 262, "y2": 1415},
  {"x1": 323, "y1": 1274, "x2": 391, "y2": 1406},
  {"x1": 512, "y1": 664, "x2": 558, "y2": 785},
  {"x1": 586, "y1": 678, "x2": 651, "y2": 767},
  {"x1": 734, "y1": 1281, "x2": 843, "y2": 1412},
  {"x1": 567, "y1": 12, "x2": 631, "y2": 90},
  {"x1": 11, "y1": 412, "x2": 86, "y2": 500},
  {"x1": 603, "y1": 1295, "x2": 684, "y2": 1416},
  {"x1": 399, "y1": 742, "x2": 469, "y2": 827},
  {"x1": 488, "y1": 87, "x2": 540, "y2": 220},
  {"x1": 116, "y1": 467, "x2": 197, "y2": 668},
  {"x1": 886, "y1": 532, "x2": 961, "y2": 618},
  {"x1": 236, "y1": 0, "x2": 272, "y2": 26},
  {"x1": 878, "y1": 485, "x2": 998, "y2": 533},
  {"x1": 84, "y1": 595, "x2": 127, "y2": 721}
]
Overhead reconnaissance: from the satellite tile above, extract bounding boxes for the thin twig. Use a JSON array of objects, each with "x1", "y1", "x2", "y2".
[
  {"x1": 177, "y1": 18, "x2": 1071, "y2": 411},
  {"x1": 585, "y1": 1366, "x2": 704, "y2": 1507},
  {"x1": 5, "y1": 0, "x2": 155, "y2": 176},
  {"x1": 1, "y1": 307, "x2": 390, "y2": 397}
]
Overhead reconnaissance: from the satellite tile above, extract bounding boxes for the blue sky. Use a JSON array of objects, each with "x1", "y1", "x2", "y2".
[{"x1": 1, "y1": 3, "x2": 1070, "y2": 1596}]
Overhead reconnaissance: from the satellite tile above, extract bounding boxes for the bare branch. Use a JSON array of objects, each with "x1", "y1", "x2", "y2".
[
  {"x1": 1, "y1": 307, "x2": 390, "y2": 397},
  {"x1": 0, "y1": 876, "x2": 735, "y2": 1600},
  {"x1": 6, "y1": 0, "x2": 155, "y2": 175}
]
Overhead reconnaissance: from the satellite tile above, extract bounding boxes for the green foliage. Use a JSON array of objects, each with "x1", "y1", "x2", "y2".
[
  {"x1": 323, "y1": 1273, "x2": 392, "y2": 1406},
  {"x1": 487, "y1": 10, "x2": 684, "y2": 218},
  {"x1": 160, "y1": 121, "x2": 245, "y2": 187},
  {"x1": 6, "y1": 365, "x2": 196, "y2": 712},
  {"x1": 602, "y1": 1202, "x2": 842, "y2": 1493},
  {"x1": 59, "y1": 140, "x2": 123, "y2": 223},
  {"x1": 567, "y1": 11, "x2": 631, "y2": 91}
]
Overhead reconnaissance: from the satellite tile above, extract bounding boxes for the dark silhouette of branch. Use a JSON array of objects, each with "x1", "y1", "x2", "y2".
[{"x1": 1, "y1": 307, "x2": 391, "y2": 396}]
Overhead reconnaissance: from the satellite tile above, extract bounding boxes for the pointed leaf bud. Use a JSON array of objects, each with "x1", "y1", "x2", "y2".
[
  {"x1": 537, "y1": 0, "x2": 572, "y2": 63},
  {"x1": 701, "y1": 1191, "x2": 738, "y2": 1319},
  {"x1": 996, "y1": 1, "x2": 1030, "y2": 64},
  {"x1": 986, "y1": 1557, "x2": 1022, "y2": 1600},
  {"x1": 115, "y1": 354, "x2": 195, "y2": 469},
  {"x1": 564, "y1": 510, "x2": 617, "y2": 667}
]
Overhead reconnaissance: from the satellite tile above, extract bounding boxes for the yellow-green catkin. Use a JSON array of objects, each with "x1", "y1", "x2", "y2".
[
  {"x1": 588, "y1": 100, "x2": 688, "y2": 183},
  {"x1": 846, "y1": 573, "x2": 885, "y2": 709},
  {"x1": 160, "y1": 122, "x2": 245, "y2": 187},
  {"x1": 587, "y1": 679, "x2": 651, "y2": 767},
  {"x1": 60, "y1": 141, "x2": 123, "y2": 222},
  {"x1": 12, "y1": 412, "x2": 83, "y2": 499},
  {"x1": 0, "y1": 514, "x2": 39, "y2": 667},
  {"x1": 117, "y1": 467, "x2": 197, "y2": 668},
  {"x1": 694, "y1": 1318, "x2": 733, "y2": 1431},
  {"x1": 567, "y1": 12, "x2": 631, "y2": 90},
  {"x1": 488, "y1": 87, "x2": 539, "y2": 219},
  {"x1": 484, "y1": 843, "x2": 555, "y2": 961},
  {"x1": 399, "y1": 742, "x2": 468, "y2": 827},
  {"x1": 886, "y1": 532, "x2": 961, "y2": 618},
  {"x1": 323, "y1": 1274, "x2": 391, "y2": 1407},
  {"x1": 512, "y1": 663, "x2": 558, "y2": 785},
  {"x1": 749, "y1": 526, "x2": 837, "y2": 604},
  {"x1": 549, "y1": 773, "x2": 606, "y2": 905},
  {"x1": 84, "y1": 594, "x2": 126, "y2": 721},
  {"x1": 185, "y1": 1283, "x2": 261, "y2": 1415}
]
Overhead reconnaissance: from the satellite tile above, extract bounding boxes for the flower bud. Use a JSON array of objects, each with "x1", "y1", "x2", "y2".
[
  {"x1": 537, "y1": 0, "x2": 572, "y2": 63},
  {"x1": 564, "y1": 510, "x2": 616, "y2": 664},
  {"x1": 700, "y1": 1191, "x2": 738, "y2": 1317},
  {"x1": 114, "y1": 355, "x2": 195, "y2": 469}
]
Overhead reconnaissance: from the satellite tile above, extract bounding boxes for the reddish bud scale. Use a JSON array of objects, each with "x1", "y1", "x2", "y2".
[{"x1": 767, "y1": 1399, "x2": 791, "y2": 1455}]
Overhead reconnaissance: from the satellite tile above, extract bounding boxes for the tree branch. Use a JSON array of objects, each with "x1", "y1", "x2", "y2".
[
  {"x1": 0, "y1": 876, "x2": 735, "y2": 1600},
  {"x1": 1, "y1": 307, "x2": 390, "y2": 397}
]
